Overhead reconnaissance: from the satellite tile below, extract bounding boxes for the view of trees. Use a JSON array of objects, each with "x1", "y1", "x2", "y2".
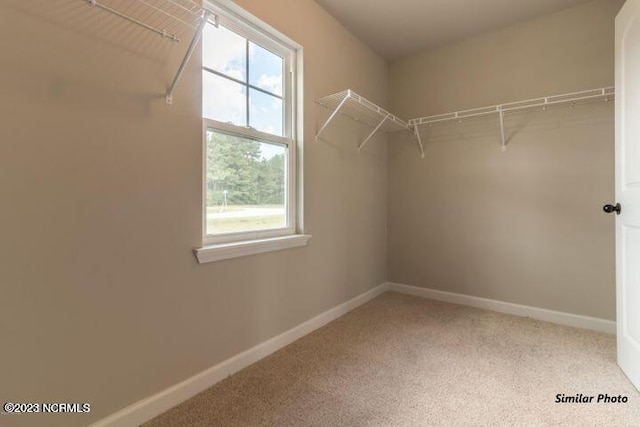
[{"x1": 206, "y1": 130, "x2": 286, "y2": 206}]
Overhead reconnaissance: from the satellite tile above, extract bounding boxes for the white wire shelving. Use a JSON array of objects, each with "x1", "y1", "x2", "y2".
[
  {"x1": 315, "y1": 89, "x2": 425, "y2": 158},
  {"x1": 84, "y1": 0, "x2": 217, "y2": 104},
  {"x1": 409, "y1": 87, "x2": 615, "y2": 151}
]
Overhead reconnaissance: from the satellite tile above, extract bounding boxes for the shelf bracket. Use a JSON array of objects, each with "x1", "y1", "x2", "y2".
[
  {"x1": 413, "y1": 126, "x2": 425, "y2": 159},
  {"x1": 498, "y1": 110, "x2": 507, "y2": 152},
  {"x1": 166, "y1": 11, "x2": 213, "y2": 104},
  {"x1": 316, "y1": 90, "x2": 350, "y2": 142},
  {"x1": 358, "y1": 114, "x2": 389, "y2": 152}
]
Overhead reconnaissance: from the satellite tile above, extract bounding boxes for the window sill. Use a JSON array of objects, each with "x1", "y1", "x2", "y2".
[{"x1": 194, "y1": 234, "x2": 312, "y2": 264}]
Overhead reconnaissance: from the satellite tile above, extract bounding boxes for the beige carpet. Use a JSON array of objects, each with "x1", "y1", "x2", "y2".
[{"x1": 144, "y1": 292, "x2": 640, "y2": 426}]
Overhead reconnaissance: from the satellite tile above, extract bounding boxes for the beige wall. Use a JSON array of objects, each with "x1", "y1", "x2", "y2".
[
  {"x1": 388, "y1": 0, "x2": 623, "y2": 320},
  {"x1": 0, "y1": 0, "x2": 624, "y2": 425},
  {"x1": 0, "y1": 1, "x2": 388, "y2": 425}
]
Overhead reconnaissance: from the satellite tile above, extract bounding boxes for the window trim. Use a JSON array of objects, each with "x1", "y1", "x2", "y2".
[
  {"x1": 195, "y1": 234, "x2": 311, "y2": 264},
  {"x1": 197, "y1": 0, "x2": 308, "y2": 261}
]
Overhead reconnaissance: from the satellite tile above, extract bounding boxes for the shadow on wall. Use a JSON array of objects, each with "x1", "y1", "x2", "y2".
[
  {"x1": 315, "y1": 110, "x2": 424, "y2": 161},
  {"x1": 0, "y1": 0, "x2": 198, "y2": 118}
]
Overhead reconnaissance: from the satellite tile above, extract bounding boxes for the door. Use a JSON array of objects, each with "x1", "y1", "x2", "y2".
[{"x1": 615, "y1": 0, "x2": 640, "y2": 392}]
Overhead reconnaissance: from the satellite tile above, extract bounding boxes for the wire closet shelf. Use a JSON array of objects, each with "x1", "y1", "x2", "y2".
[
  {"x1": 315, "y1": 90, "x2": 424, "y2": 157},
  {"x1": 409, "y1": 87, "x2": 615, "y2": 151},
  {"x1": 84, "y1": 0, "x2": 217, "y2": 103},
  {"x1": 315, "y1": 87, "x2": 613, "y2": 157}
]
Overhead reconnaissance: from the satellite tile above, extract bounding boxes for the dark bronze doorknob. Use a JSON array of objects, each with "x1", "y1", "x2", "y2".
[{"x1": 603, "y1": 203, "x2": 621, "y2": 215}]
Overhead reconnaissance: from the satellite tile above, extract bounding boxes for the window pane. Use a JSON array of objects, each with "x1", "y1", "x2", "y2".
[
  {"x1": 206, "y1": 129, "x2": 287, "y2": 236},
  {"x1": 249, "y1": 42, "x2": 283, "y2": 96},
  {"x1": 249, "y1": 89, "x2": 283, "y2": 136},
  {"x1": 203, "y1": 72, "x2": 247, "y2": 126},
  {"x1": 203, "y1": 23, "x2": 247, "y2": 81}
]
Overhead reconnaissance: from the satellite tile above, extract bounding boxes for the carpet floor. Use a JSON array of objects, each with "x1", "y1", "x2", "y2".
[{"x1": 144, "y1": 292, "x2": 640, "y2": 426}]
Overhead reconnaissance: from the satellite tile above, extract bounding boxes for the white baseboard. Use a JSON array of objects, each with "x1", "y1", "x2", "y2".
[
  {"x1": 90, "y1": 281, "x2": 615, "y2": 426},
  {"x1": 89, "y1": 283, "x2": 389, "y2": 427},
  {"x1": 387, "y1": 282, "x2": 616, "y2": 334}
]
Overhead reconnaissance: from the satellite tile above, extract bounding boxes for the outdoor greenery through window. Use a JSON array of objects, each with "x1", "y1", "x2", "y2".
[
  {"x1": 205, "y1": 130, "x2": 287, "y2": 235},
  {"x1": 202, "y1": 2, "x2": 296, "y2": 244}
]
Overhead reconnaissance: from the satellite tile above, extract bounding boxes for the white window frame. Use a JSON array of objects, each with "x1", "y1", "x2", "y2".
[{"x1": 196, "y1": 0, "x2": 309, "y2": 263}]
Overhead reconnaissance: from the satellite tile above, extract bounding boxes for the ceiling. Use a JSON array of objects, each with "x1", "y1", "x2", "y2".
[{"x1": 315, "y1": 0, "x2": 594, "y2": 60}]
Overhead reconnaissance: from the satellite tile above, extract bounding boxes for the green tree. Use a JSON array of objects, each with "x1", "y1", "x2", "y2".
[
  {"x1": 256, "y1": 154, "x2": 285, "y2": 204},
  {"x1": 206, "y1": 131, "x2": 286, "y2": 207},
  {"x1": 207, "y1": 131, "x2": 260, "y2": 206}
]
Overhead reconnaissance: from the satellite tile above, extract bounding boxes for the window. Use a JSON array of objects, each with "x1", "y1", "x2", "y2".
[{"x1": 196, "y1": 1, "x2": 308, "y2": 263}]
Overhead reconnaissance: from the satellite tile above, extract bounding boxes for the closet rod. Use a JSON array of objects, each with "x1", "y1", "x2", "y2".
[
  {"x1": 409, "y1": 87, "x2": 615, "y2": 127},
  {"x1": 88, "y1": 0, "x2": 181, "y2": 42},
  {"x1": 410, "y1": 86, "x2": 614, "y2": 151}
]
